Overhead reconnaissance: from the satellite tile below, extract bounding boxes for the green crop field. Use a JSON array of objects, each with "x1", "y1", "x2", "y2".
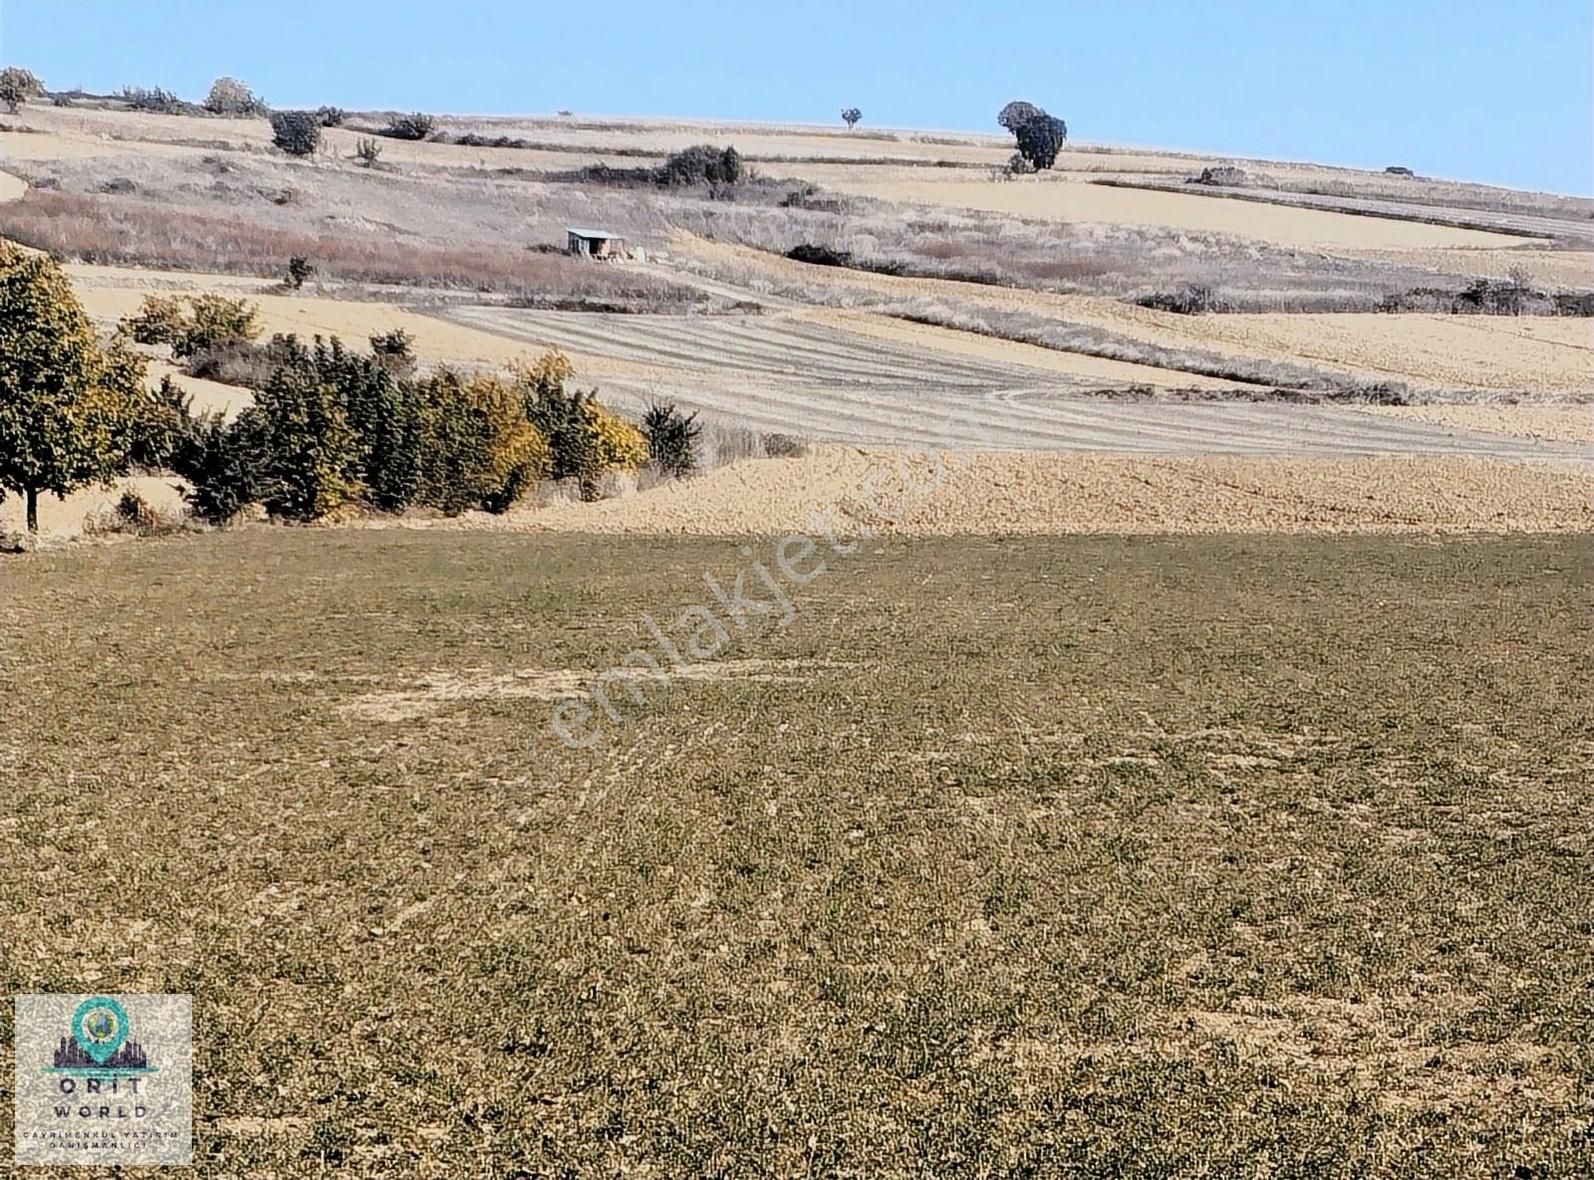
[{"x1": 2, "y1": 531, "x2": 1590, "y2": 1177}]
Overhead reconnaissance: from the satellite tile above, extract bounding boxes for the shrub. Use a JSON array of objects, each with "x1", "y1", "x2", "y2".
[
  {"x1": 117, "y1": 489, "x2": 161, "y2": 529},
  {"x1": 383, "y1": 112, "x2": 436, "y2": 141},
  {"x1": 124, "y1": 295, "x2": 188, "y2": 347},
  {"x1": 841, "y1": 106, "x2": 862, "y2": 130},
  {"x1": 1005, "y1": 152, "x2": 1036, "y2": 177},
  {"x1": 204, "y1": 77, "x2": 266, "y2": 117},
  {"x1": 286, "y1": 255, "x2": 315, "y2": 289},
  {"x1": 355, "y1": 136, "x2": 383, "y2": 167},
  {"x1": 1013, "y1": 113, "x2": 1067, "y2": 170},
  {"x1": 643, "y1": 403, "x2": 701, "y2": 477},
  {"x1": 184, "y1": 337, "x2": 286, "y2": 387},
  {"x1": 186, "y1": 296, "x2": 262, "y2": 356},
  {"x1": 120, "y1": 85, "x2": 181, "y2": 113},
  {"x1": 762, "y1": 432, "x2": 808, "y2": 459},
  {"x1": 1191, "y1": 166, "x2": 1249, "y2": 187},
  {"x1": 1135, "y1": 285, "x2": 1228, "y2": 315},
  {"x1": 1385, "y1": 165, "x2": 1415, "y2": 177},
  {"x1": 369, "y1": 328, "x2": 414, "y2": 360},
  {"x1": 270, "y1": 110, "x2": 321, "y2": 156},
  {"x1": 315, "y1": 105, "x2": 347, "y2": 127},
  {"x1": 786, "y1": 243, "x2": 852, "y2": 268},
  {"x1": 587, "y1": 403, "x2": 647, "y2": 471}
]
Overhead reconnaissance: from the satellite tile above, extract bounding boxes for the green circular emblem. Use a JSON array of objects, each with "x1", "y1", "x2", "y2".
[{"x1": 71, "y1": 996, "x2": 130, "y2": 1065}]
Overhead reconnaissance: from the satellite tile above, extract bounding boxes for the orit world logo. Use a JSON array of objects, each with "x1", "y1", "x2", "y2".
[{"x1": 45, "y1": 996, "x2": 157, "y2": 1119}]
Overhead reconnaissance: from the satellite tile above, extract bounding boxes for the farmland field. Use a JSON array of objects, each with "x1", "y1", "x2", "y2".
[{"x1": 2, "y1": 531, "x2": 1591, "y2": 1176}]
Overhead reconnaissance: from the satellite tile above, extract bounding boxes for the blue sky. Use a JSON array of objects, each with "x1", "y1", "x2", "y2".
[{"x1": 4, "y1": 0, "x2": 1590, "y2": 193}]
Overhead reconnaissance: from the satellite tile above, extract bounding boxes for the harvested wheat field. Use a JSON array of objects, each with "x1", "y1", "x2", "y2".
[
  {"x1": 409, "y1": 449, "x2": 1593, "y2": 536},
  {"x1": 668, "y1": 236, "x2": 1594, "y2": 397},
  {"x1": 801, "y1": 170, "x2": 1534, "y2": 250},
  {"x1": 1359, "y1": 403, "x2": 1594, "y2": 444},
  {"x1": 1107, "y1": 310, "x2": 1594, "y2": 396}
]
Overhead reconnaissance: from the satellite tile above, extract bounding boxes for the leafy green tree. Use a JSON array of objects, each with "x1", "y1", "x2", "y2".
[
  {"x1": 0, "y1": 243, "x2": 139, "y2": 533},
  {"x1": 249, "y1": 349, "x2": 357, "y2": 520},
  {"x1": 179, "y1": 412, "x2": 264, "y2": 524},
  {"x1": 518, "y1": 352, "x2": 605, "y2": 499},
  {"x1": 841, "y1": 106, "x2": 862, "y2": 130}
]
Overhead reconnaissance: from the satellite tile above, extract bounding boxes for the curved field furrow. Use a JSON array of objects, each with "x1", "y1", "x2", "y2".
[{"x1": 444, "y1": 300, "x2": 1589, "y2": 459}]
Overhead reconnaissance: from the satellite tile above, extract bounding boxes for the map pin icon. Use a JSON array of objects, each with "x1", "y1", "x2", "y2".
[{"x1": 72, "y1": 996, "x2": 129, "y2": 1066}]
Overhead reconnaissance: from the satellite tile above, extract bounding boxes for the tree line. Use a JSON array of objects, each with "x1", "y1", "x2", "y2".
[{"x1": 0, "y1": 242, "x2": 671, "y2": 535}]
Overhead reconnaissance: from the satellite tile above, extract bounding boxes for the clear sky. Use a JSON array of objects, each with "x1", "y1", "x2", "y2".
[{"x1": 4, "y1": 0, "x2": 1590, "y2": 193}]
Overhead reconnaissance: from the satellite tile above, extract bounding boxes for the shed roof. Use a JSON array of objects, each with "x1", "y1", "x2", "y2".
[{"x1": 566, "y1": 227, "x2": 625, "y2": 240}]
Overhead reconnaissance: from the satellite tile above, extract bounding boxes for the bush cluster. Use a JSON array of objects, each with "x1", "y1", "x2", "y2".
[
  {"x1": 120, "y1": 85, "x2": 182, "y2": 113},
  {"x1": 157, "y1": 337, "x2": 642, "y2": 522},
  {"x1": 382, "y1": 112, "x2": 436, "y2": 140},
  {"x1": 1376, "y1": 271, "x2": 1593, "y2": 317},
  {"x1": 658, "y1": 144, "x2": 743, "y2": 187},
  {"x1": 122, "y1": 294, "x2": 262, "y2": 359}
]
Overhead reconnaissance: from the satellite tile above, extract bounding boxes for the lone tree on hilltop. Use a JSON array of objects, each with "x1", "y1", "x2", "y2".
[
  {"x1": 0, "y1": 242, "x2": 143, "y2": 534},
  {"x1": 0, "y1": 66, "x2": 45, "y2": 114},
  {"x1": 841, "y1": 106, "x2": 862, "y2": 130},
  {"x1": 997, "y1": 100, "x2": 1042, "y2": 133},
  {"x1": 1013, "y1": 111, "x2": 1067, "y2": 170},
  {"x1": 204, "y1": 76, "x2": 267, "y2": 116}
]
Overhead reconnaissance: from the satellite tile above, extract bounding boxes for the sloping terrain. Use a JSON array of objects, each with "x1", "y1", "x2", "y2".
[
  {"x1": 797, "y1": 169, "x2": 1537, "y2": 251},
  {"x1": 671, "y1": 236, "x2": 1594, "y2": 397}
]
